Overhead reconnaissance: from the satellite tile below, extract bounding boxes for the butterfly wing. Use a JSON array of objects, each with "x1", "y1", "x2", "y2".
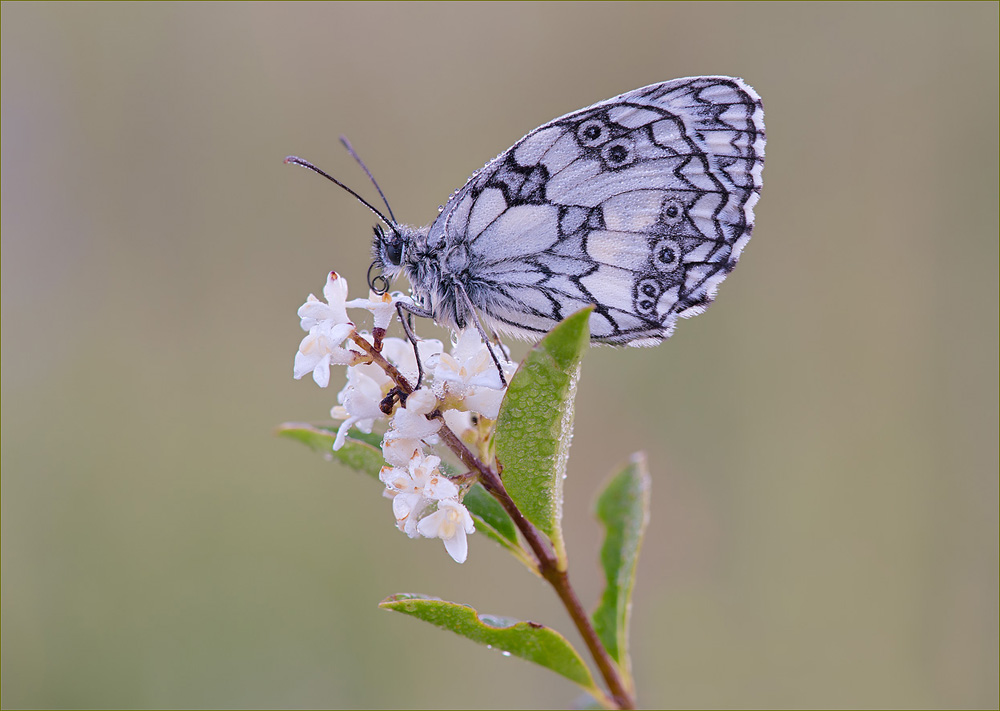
[{"x1": 425, "y1": 76, "x2": 765, "y2": 345}]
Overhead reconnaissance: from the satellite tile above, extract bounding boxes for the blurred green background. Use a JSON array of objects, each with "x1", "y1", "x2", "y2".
[{"x1": 2, "y1": 3, "x2": 997, "y2": 709}]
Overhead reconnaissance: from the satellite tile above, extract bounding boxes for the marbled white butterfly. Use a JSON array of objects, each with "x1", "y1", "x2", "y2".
[{"x1": 291, "y1": 76, "x2": 765, "y2": 347}]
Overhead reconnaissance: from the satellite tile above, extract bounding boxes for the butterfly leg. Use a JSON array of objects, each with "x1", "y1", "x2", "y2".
[
  {"x1": 395, "y1": 300, "x2": 435, "y2": 389},
  {"x1": 490, "y1": 331, "x2": 512, "y2": 362},
  {"x1": 454, "y1": 282, "x2": 508, "y2": 388}
]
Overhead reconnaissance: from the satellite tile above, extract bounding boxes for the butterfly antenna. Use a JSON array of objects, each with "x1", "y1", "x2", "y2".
[
  {"x1": 339, "y1": 136, "x2": 398, "y2": 224},
  {"x1": 284, "y1": 155, "x2": 400, "y2": 235}
]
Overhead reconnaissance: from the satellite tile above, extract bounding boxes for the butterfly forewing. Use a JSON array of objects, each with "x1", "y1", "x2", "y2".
[{"x1": 419, "y1": 76, "x2": 765, "y2": 344}]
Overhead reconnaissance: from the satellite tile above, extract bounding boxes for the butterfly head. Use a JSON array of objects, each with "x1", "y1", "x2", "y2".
[{"x1": 369, "y1": 223, "x2": 406, "y2": 294}]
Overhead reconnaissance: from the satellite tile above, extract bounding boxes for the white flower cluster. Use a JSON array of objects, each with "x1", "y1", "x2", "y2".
[{"x1": 293, "y1": 272, "x2": 515, "y2": 563}]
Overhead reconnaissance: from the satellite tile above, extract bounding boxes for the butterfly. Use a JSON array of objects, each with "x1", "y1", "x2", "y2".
[{"x1": 291, "y1": 76, "x2": 765, "y2": 347}]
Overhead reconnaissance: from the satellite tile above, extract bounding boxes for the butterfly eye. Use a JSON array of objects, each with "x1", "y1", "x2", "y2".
[
  {"x1": 373, "y1": 224, "x2": 404, "y2": 266},
  {"x1": 384, "y1": 238, "x2": 403, "y2": 266}
]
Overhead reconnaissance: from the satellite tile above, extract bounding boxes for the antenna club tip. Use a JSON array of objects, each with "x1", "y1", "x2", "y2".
[{"x1": 284, "y1": 155, "x2": 301, "y2": 165}]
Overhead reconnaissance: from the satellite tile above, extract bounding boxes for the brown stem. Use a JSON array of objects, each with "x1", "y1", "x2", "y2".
[
  {"x1": 355, "y1": 330, "x2": 635, "y2": 708},
  {"x1": 349, "y1": 332, "x2": 415, "y2": 394},
  {"x1": 543, "y1": 568, "x2": 634, "y2": 709},
  {"x1": 437, "y1": 427, "x2": 635, "y2": 710}
]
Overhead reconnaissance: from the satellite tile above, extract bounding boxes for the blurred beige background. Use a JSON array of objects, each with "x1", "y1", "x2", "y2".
[{"x1": 2, "y1": 3, "x2": 997, "y2": 709}]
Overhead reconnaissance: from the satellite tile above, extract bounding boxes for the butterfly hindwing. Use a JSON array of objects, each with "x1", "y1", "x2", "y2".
[{"x1": 424, "y1": 76, "x2": 765, "y2": 344}]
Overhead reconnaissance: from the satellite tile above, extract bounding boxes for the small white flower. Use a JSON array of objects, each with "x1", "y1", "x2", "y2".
[
  {"x1": 384, "y1": 388, "x2": 441, "y2": 443},
  {"x1": 432, "y1": 330, "x2": 514, "y2": 419},
  {"x1": 293, "y1": 321, "x2": 358, "y2": 388},
  {"x1": 293, "y1": 272, "x2": 362, "y2": 388},
  {"x1": 461, "y1": 385, "x2": 507, "y2": 421},
  {"x1": 328, "y1": 337, "x2": 444, "y2": 453},
  {"x1": 441, "y1": 409, "x2": 475, "y2": 440},
  {"x1": 381, "y1": 336, "x2": 444, "y2": 388},
  {"x1": 379, "y1": 460, "x2": 427, "y2": 538},
  {"x1": 417, "y1": 499, "x2": 476, "y2": 564},
  {"x1": 298, "y1": 271, "x2": 352, "y2": 331},
  {"x1": 330, "y1": 362, "x2": 392, "y2": 450},
  {"x1": 345, "y1": 290, "x2": 397, "y2": 332},
  {"x1": 435, "y1": 330, "x2": 507, "y2": 390},
  {"x1": 381, "y1": 435, "x2": 425, "y2": 468},
  {"x1": 380, "y1": 452, "x2": 457, "y2": 538}
]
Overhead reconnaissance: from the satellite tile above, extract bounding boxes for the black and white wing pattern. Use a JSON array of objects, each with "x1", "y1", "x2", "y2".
[{"x1": 421, "y1": 76, "x2": 765, "y2": 345}]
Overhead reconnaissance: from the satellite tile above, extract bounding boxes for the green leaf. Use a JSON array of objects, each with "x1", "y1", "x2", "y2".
[
  {"x1": 275, "y1": 422, "x2": 383, "y2": 478},
  {"x1": 591, "y1": 452, "x2": 651, "y2": 689},
  {"x1": 494, "y1": 307, "x2": 592, "y2": 565},
  {"x1": 380, "y1": 594, "x2": 601, "y2": 695}
]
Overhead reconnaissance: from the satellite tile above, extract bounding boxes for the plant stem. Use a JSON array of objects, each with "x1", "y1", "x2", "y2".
[
  {"x1": 350, "y1": 332, "x2": 636, "y2": 709},
  {"x1": 437, "y1": 426, "x2": 635, "y2": 710}
]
